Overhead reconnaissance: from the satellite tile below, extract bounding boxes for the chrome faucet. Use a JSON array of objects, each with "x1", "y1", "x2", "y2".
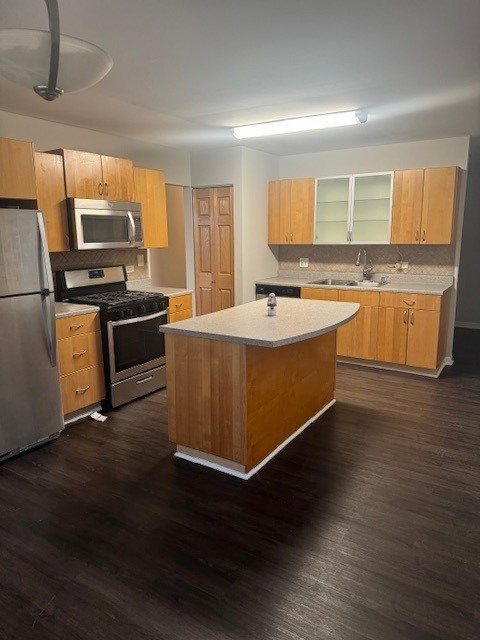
[{"x1": 356, "y1": 248, "x2": 373, "y2": 281}]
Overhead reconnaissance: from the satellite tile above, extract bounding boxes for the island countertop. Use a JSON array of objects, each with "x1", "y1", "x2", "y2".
[{"x1": 161, "y1": 297, "x2": 359, "y2": 348}]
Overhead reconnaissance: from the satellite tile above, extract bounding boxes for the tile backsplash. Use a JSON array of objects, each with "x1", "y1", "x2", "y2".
[
  {"x1": 278, "y1": 244, "x2": 455, "y2": 276},
  {"x1": 50, "y1": 248, "x2": 149, "y2": 280}
]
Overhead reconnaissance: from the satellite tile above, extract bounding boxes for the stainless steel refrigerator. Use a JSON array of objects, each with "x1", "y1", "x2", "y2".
[{"x1": 0, "y1": 208, "x2": 64, "y2": 461}]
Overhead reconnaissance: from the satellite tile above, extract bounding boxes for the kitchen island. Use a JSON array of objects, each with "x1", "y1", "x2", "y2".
[{"x1": 161, "y1": 297, "x2": 359, "y2": 479}]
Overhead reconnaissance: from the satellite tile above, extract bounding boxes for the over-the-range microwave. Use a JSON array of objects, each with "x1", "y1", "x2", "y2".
[{"x1": 67, "y1": 198, "x2": 143, "y2": 250}]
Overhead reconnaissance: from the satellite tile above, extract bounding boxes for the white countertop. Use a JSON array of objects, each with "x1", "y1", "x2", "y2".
[
  {"x1": 256, "y1": 272, "x2": 453, "y2": 296},
  {"x1": 126, "y1": 282, "x2": 193, "y2": 298},
  {"x1": 55, "y1": 302, "x2": 100, "y2": 319},
  {"x1": 161, "y1": 297, "x2": 359, "y2": 347}
]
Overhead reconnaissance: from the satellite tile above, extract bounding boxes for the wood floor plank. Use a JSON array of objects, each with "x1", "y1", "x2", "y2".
[{"x1": 0, "y1": 328, "x2": 479, "y2": 639}]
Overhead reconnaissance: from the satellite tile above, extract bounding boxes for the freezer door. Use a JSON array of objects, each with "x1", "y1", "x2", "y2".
[
  {"x1": 0, "y1": 294, "x2": 64, "y2": 457},
  {"x1": 0, "y1": 209, "x2": 53, "y2": 297}
]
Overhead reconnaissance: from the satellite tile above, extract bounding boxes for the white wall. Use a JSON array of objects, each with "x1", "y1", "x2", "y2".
[
  {"x1": 279, "y1": 137, "x2": 470, "y2": 176},
  {"x1": 0, "y1": 109, "x2": 191, "y2": 185},
  {"x1": 456, "y1": 137, "x2": 480, "y2": 328},
  {"x1": 240, "y1": 147, "x2": 279, "y2": 301}
]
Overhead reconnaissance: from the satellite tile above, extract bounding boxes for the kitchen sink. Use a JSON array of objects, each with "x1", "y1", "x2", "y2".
[{"x1": 307, "y1": 278, "x2": 381, "y2": 287}]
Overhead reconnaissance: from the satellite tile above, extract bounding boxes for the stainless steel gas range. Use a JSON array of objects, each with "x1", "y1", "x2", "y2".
[{"x1": 56, "y1": 266, "x2": 168, "y2": 409}]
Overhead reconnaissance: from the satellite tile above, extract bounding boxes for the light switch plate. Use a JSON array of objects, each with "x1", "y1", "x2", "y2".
[
  {"x1": 299, "y1": 258, "x2": 309, "y2": 268},
  {"x1": 126, "y1": 265, "x2": 135, "y2": 273},
  {"x1": 137, "y1": 254, "x2": 145, "y2": 267}
]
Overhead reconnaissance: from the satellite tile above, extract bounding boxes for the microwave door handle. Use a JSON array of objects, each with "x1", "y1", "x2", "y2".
[{"x1": 127, "y1": 211, "x2": 135, "y2": 245}]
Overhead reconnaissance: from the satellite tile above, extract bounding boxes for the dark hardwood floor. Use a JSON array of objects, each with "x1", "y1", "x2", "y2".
[{"x1": 1, "y1": 329, "x2": 479, "y2": 640}]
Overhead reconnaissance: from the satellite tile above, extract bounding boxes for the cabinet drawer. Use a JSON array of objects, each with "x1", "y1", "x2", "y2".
[
  {"x1": 169, "y1": 294, "x2": 192, "y2": 313},
  {"x1": 169, "y1": 308, "x2": 193, "y2": 323},
  {"x1": 58, "y1": 332, "x2": 103, "y2": 376},
  {"x1": 379, "y1": 292, "x2": 441, "y2": 311},
  {"x1": 301, "y1": 287, "x2": 339, "y2": 301},
  {"x1": 60, "y1": 365, "x2": 105, "y2": 415},
  {"x1": 56, "y1": 313, "x2": 100, "y2": 339},
  {"x1": 338, "y1": 290, "x2": 380, "y2": 306}
]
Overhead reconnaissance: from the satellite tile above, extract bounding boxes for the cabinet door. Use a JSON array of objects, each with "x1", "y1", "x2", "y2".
[
  {"x1": 390, "y1": 169, "x2": 424, "y2": 244},
  {"x1": 133, "y1": 167, "x2": 168, "y2": 248},
  {"x1": 61, "y1": 149, "x2": 104, "y2": 198},
  {"x1": 268, "y1": 180, "x2": 291, "y2": 244},
  {"x1": 421, "y1": 167, "x2": 457, "y2": 244},
  {"x1": 405, "y1": 309, "x2": 440, "y2": 369},
  {"x1": 315, "y1": 176, "x2": 350, "y2": 244},
  {"x1": 0, "y1": 137, "x2": 37, "y2": 199},
  {"x1": 301, "y1": 287, "x2": 339, "y2": 301},
  {"x1": 351, "y1": 173, "x2": 392, "y2": 243},
  {"x1": 34, "y1": 152, "x2": 69, "y2": 252},
  {"x1": 377, "y1": 307, "x2": 408, "y2": 364},
  {"x1": 290, "y1": 178, "x2": 314, "y2": 244},
  {"x1": 337, "y1": 305, "x2": 379, "y2": 360},
  {"x1": 101, "y1": 155, "x2": 135, "y2": 201}
]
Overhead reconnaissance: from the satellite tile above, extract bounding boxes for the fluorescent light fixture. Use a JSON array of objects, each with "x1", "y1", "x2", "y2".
[{"x1": 232, "y1": 110, "x2": 367, "y2": 139}]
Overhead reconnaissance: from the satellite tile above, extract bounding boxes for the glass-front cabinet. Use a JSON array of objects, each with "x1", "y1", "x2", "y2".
[{"x1": 314, "y1": 172, "x2": 393, "y2": 244}]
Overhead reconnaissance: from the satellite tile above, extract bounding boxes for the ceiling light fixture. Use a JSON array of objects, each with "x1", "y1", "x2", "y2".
[
  {"x1": 0, "y1": 0, "x2": 113, "y2": 101},
  {"x1": 232, "y1": 110, "x2": 367, "y2": 139}
]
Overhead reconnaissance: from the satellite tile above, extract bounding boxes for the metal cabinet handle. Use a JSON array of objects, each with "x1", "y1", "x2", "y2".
[
  {"x1": 76, "y1": 386, "x2": 90, "y2": 394},
  {"x1": 104, "y1": 182, "x2": 108, "y2": 197},
  {"x1": 73, "y1": 350, "x2": 87, "y2": 358},
  {"x1": 415, "y1": 230, "x2": 419, "y2": 242},
  {"x1": 285, "y1": 232, "x2": 288, "y2": 242},
  {"x1": 290, "y1": 232, "x2": 293, "y2": 242},
  {"x1": 410, "y1": 311, "x2": 414, "y2": 325},
  {"x1": 175, "y1": 302, "x2": 183, "y2": 309},
  {"x1": 136, "y1": 375, "x2": 153, "y2": 385},
  {"x1": 422, "y1": 229, "x2": 426, "y2": 242},
  {"x1": 403, "y1": 300, "x2": 415, "y2": 307},
  {"x1": 403, "y1": 311, "x2": 408, "y2": 324},
  {"x1": 98, "y1": 182, "x2": 103, "y2": 195},
  {"x1": 70, "y1": 323, "x2": 85, "y2": 330},
  {"x1": 64, "y1": 233, "x2": 70, "y2": 249}
]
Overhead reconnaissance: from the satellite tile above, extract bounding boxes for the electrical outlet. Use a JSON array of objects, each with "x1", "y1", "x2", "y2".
[
  {"x1": 299, "y1": 258, "x2": 309, "y2": 268},
  {"x1": 126, "y1": 264, "x2": 135, "y2": 273},
  {"x1": 401, "y1": 261, "x2": 409, "y2": 271},
  {"x1": 137, "y1": 254, "x2": 145, "y2": 267}
]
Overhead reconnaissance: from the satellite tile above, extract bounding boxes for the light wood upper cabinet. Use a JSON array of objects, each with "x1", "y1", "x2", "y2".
[
  {"x1": 391, "y1": 167, "x2": 458, "y2": 245},
  {"x1": 268, "y1": 178, "x2": 313, "y2": 244},
  {"x1": 0, "y1": 137, "x2": 37, "y2": 199},
  {"x1": 50, "y1": 149, "x2": 135, "y2": 201},
  {"x1": 133, "y1": 167, "x2": 168, "y2": 248},
  {"x1": 34, "y1": 151, "x2": 69, "y2": 252}
]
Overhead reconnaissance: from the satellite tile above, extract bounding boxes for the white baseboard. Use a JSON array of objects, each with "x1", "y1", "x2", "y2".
[
  {"x1": 174, "y1": 399, "x2": 337, "y2": 480},
  {"x1": 455, "y1": 321, "x2": 480, "y2": 330}
]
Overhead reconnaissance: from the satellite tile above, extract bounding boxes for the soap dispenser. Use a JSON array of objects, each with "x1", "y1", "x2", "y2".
[{"x1": 267, "y1": 292, "x2": 277, "y2": 316}]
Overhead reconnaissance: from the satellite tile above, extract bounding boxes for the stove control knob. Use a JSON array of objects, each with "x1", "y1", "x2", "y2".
[
  {"x1": 152, "y1": 302, "x2": 159, "y2": 312},
  {"x1": 117, "y1": 309, "x2": 125, "y2": 320},
  {"x1": 126, "y1": 308, "x2": 134, "y2": 318},
  {"x1": 139, "y1": 304, "x2": 147, "y2": 314}
]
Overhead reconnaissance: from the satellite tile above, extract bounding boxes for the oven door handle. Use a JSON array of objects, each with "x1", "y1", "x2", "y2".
[{"x1": 108, "y1": 309, "x2": 168, "y2": 328}]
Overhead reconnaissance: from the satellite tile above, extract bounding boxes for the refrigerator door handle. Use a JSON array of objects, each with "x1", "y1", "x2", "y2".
[
  {"x1": 37, "y1": 212, "x2": 57, "y2": 367},
  {"x1": 37, "y1": 212, "x2": 54, "y2": 292}
]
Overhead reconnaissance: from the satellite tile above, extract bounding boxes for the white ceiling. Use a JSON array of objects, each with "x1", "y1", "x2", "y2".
[{"x1": 1, "y1": 0, "x2": 480, "y2": 156}]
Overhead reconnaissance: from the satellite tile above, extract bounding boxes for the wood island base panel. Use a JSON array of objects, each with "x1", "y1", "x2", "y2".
[{"x1": 165, "y1": 330, "x2": 337, "y2": 478}]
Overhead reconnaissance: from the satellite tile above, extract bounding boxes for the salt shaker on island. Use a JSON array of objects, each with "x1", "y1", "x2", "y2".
[{"x1": 267, "y1": 292, "x2": 277, "y2": 316}]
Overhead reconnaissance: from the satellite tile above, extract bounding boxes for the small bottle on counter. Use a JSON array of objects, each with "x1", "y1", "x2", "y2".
[{"x1": 267, "y1": 292, "x2": 277, "y2": 316}]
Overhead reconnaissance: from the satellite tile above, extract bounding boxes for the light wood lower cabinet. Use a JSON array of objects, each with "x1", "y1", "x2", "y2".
[
  {"x1": 301, "y1": 287, "x2": 446, "y2": 370},
  {"x1": 56, "y1": 312, "x2": 105, "y2": 416},
  {"x1": 377, "y1": 294, "x2": 442, "y2": 369},
  {"x1": 336, "y1": 291, "x2": 380, "y2": 361},
  {"x1": 168, "y1": 294, "x2": 193, "y2": 323}
]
